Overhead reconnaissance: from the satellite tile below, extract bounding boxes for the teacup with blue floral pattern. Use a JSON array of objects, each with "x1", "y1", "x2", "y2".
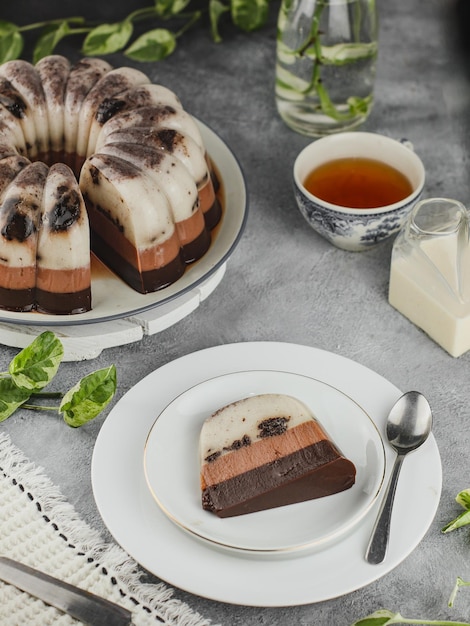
[{"x1": 293, "y1": 132, "x2": 426, "y2": 252}]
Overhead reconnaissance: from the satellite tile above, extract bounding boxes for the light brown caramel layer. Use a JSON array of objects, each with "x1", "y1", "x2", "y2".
[
  {"x1": 86, "y1": 202, "x2": 181, "y2": 271},
  {"x1": 201, "y1": 421, "x2": 329, "y2": 490},
  {"x1": 175, "y1": 209, "x2": 205, "y2": 247},
  {"x1": 0, "y1": 265, "x2": 35, "y2": 290},
  {"x1": 36, "y1": 266, "x2": 91, "y2": 293},
  {"x1": 198, "y1": 178, "x2": 216, "y2": 214}
]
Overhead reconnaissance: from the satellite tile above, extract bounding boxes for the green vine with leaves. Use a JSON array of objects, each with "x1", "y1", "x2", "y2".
[
  {"x1": 0, "y1": 331, "x2": 116, "y2": 427},
  {"x1": 0, "y1": 0, "x2": 271, "y2": 64}
]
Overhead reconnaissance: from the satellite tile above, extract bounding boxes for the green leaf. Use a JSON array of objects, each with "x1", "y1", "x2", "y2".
[
  {"x1": 231, "y1": 0, "x2": 269, "y2": 32},
  {"x1": 456, "y1": 489, "x2": 470, "y2": 510},
  {"x1": 442, "y1": 489, "x2": 470, "y2": 532},
  {"x1": 169, "y1": 0, "x2": 192, "y2": 14},
  {"x1": 0, "y1": 378, "x2": 31, "y2": 422},
  {"x1": 302, "y1": 41, "x2": 378, "y2": 65},
  {"x1": 32, "y1": 21, "x2": 71, "y2": 63},
  {"x1": 347, "y1": 95, "x2": 373, "y2": 116},
  {"x1": 9, "y1": 331, "x2": 64, "y2": 392},
  {"x1": 0, "y1": 21, "x2": 23, "y2": 63},
  {"x1": 352, "y1": 606, "x2": 470, "y2": 625},
  {"x1": 350, "y1": 609, "x2": 398, "y2": 626},
  {"x1": 60, "y1": 365, "x2": 117, "y2": 427},
  {"x1": 448, "y1": 577, "x2": 470, "y2": 608},
  {"x1": 125, "y1": 29, "x2": 176, "y2": 62},
  {"x1": 442, "y1": 510, "x2": 470, "y2": 533},
  {"x1": 0, "y1": 20, "x2": 17, "y2": 35},
  {"x1": 209, "y1": 0, "x2": 230, "y2": 43},
  {"x1": 82, "y1": 20, "x2": 133, "y2": 55},
  {"x1": 155, "y1": 0, "x2": 191, "y2": 18}
]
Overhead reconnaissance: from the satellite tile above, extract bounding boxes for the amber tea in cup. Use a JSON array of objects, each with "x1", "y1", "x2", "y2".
[
  {"x1": 293, "y1": 132, "x2": 426, "y2": 251},
  {"x1": 303, "y1": 157, "x2": 414, "y2": 209}
]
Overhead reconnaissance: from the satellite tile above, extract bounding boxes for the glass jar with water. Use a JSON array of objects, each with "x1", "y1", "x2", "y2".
[{"x1": 275, "y1": 0, "x2": 378, "y2": 136}]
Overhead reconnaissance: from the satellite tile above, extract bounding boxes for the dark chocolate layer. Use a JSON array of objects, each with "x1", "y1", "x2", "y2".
[
  {"x1": 201, "y1": 440, "x2": 356, "y2": 518},
  {"x1": 203, "y1": 197, "x2": 222, "y2": 231},
  {"x1": 0, "y1": 285, "x2": 34, "y2": 312},
  {"x1": 0, "y1": 285, "x2": 91, "y2": 314},
  {"x1": 180, "y1": 226, "x2": 211, "y2": 263},
  {"x1": 91, "y1": 230, "x2": 186, "y2": 293},
  {"x1": 36, "y1": 287, "x2": 91, "y2": 315},
  {"x1": 202, "y1": 164, "x2": 222, "y2": 230}
]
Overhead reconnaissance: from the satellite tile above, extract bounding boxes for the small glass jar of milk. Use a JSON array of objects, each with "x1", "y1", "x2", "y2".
[{"x1": 389, "y1": 197, "x2": 470, "y2": 358}]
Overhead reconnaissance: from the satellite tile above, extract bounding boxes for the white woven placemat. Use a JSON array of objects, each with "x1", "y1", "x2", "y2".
[{"x1": 0, "y1": 432, "x2": 216, "y2": 626}]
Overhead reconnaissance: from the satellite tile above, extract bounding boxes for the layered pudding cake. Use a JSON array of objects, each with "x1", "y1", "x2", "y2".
[
  {"x1": 200, "y1": 394, "x2": 356, "y2": 518},
  {"x1": 0, "y1": 55, "x2": 221, "y2": 313},
  {"x1": 0, "y1": 160, "x2": 91, "y2": 314}
]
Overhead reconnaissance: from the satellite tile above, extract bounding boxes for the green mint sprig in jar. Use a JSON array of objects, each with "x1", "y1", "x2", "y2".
[{"x1": 275, "y1": 0, "x2": 378, "y2": 137}]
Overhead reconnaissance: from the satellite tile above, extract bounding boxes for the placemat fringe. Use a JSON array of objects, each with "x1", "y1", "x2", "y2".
[{"x1": 0, "y1": 432, "x2": 216, "y2": 626}]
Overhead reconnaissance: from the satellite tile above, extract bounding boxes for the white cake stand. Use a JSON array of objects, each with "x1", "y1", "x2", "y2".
[{"x1": 0, "y1": 264, "x2": 225, "y2": 361}]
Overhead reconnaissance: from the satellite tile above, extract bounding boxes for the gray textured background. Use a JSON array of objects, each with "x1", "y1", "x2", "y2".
[{"x1": 1, "y1": 0, "x2": 470, "y2": 624}]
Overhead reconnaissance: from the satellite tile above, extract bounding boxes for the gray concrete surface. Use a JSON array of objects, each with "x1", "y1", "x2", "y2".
[{"x1": 1, "y1": 0, "x2": 470, "y2": 624}]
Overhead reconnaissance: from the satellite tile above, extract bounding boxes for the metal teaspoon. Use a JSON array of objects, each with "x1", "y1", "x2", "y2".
[{"x1": 365, "y1": 391, "x2": 433, "y2": 565}]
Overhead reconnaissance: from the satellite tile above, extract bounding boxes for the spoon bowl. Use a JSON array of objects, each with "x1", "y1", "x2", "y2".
[
  {"x1": 386, "y1": 391, "x2": 433, "y2": 452},
  {"x1": 365, "y1": 391, "x2": 433, "y2": 565}
]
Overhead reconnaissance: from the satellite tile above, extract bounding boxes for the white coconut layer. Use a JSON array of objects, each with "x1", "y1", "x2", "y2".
[
  {"x1": 37, "y1": 163, "x2": 90, "y2": 271},
  {"x1": 199, "y1": 394, "x2": 316, "y2": 464},
  {"x1": 36, "y1": 55, "x2": 71, "y2": 155},
  {"x1": 63, "y1": 58, "x2": 112, "y2": 158},
  {"x1": 96, "y1": 105, "x2": 205, "y2": 152},
  {"x1": 97, "y1": 142, "x2": 199, "y2": 223},
  {"x1": 79, "y1": 153, "x2": 176, "y2": 251},
  {"x1": 0, "y1": 60, "x2": 49, "y2": 159},
  {"x1": 81, "y1": 66, "x2": 150, "y2": 159}
]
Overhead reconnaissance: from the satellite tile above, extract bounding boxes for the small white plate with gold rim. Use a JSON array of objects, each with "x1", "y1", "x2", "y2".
[{"x1": 143, "y1": 370, "x2": 386, "y2": 557}]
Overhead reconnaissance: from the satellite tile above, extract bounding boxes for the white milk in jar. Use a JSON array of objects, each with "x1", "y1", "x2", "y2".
[{"x1": 389, "y1": 198, "x2": 470, "y2": 357}]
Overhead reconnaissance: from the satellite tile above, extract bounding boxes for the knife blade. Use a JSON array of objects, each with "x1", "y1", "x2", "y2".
[{"x1": 0, "y1": 556, "x2": 132, "y2": 626}]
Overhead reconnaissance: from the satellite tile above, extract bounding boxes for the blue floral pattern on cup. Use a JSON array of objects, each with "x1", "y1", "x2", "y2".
[{"x1": 294, "y1": 184, "x2": 423, "y2": 251}]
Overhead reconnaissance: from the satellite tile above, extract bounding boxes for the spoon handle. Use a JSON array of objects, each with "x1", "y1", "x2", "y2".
[{"x1": 365, "y1": 452, "x2": 405, "y2": 565}]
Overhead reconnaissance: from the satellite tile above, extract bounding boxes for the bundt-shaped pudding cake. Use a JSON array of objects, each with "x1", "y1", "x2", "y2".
[{"x1": 0, "y1": 55, "x2": 221, "y2": 314}]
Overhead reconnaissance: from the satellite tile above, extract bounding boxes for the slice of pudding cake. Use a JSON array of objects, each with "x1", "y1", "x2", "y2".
[{"x1": 200, "y1": 394, "x2": 356, "y2": 518}]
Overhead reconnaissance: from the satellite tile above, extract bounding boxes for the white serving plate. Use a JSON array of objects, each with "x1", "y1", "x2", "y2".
[{"x1": 91, "y1": 341, "x2": 442, "y2": 607}]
